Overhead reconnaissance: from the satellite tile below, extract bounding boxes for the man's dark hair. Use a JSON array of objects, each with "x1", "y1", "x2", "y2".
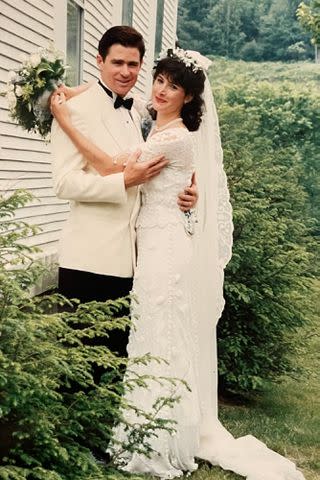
[{"x1": 98, "y1": 25, "x2": 145, "y2": 61}]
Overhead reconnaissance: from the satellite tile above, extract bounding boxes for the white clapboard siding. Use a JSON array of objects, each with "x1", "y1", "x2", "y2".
[
  {"x1": 132, "y1": 0, "x2": 156, "y2": 99},
  {"x1": 82, "y1": 0, "x2": 113, "y2": 82},
  {"x1": 162, "y1": 0, "x2": 178, "y2": 51},
  {"x1": 0, "y1": 0, "x2": 61, "y2": 258},
  {"x1": 0, "y1": 0, "x2": 178, "y2": 291}
]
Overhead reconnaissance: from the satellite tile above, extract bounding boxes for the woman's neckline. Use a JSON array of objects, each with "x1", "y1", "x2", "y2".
[{"x1": 154, "y1": 117, "x2": 184, "y2": 133}]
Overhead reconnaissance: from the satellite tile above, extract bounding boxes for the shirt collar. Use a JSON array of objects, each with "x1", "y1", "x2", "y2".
[{"x1": 99, "y1": 78, "x2": 132, "y2": 100}]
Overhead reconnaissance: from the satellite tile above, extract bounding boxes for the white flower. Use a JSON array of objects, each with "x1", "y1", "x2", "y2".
[
  {"x1": 15, "y1": 85, "x2": 23, "y2": 97},
  {"x1": 6, "y1": 83, "x2": 14, "y2": 92},
  {"x1": 55, "y1": 50, "x2": 65, "y2": 61},
  {"x1": 157, "y1": 47, "x2": 212, "y2": 73},
  {"x1": 20, "y1": 53, "x2": 29, "y2": 64},
  {"x1": 45, "y1": 52, "x2": 56, "y2": 63},
  {"x1": 30, "y1": 53, "x2": 41, "y2": 67},
  {"x1": 8, "y1": 70, "x2": 17, "y2": 82},
  {"x1": 7, "y1": 91, "x2": 17, "y2": 109},
  {"x1": 186, "y1": 50, "x2": 212, "y2": 71}
]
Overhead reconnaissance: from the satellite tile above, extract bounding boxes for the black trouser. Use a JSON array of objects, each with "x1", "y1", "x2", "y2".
[
  {"x1": 58, "y1": 268, "x2": 133, "y2": 459},
  {"x1": 59, "y1": 267, "x2": 133, "y2": 358}
]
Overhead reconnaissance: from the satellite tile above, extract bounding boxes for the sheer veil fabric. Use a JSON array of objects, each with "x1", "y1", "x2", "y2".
[
  {"x1": 191, "y1": 61, "x2": 305, "y2": 480},
  {"x1": 191, "y1": 65, "x2": 233, "y2": 429}
]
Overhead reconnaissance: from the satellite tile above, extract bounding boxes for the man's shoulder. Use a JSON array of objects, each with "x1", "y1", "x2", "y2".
[{"x1": 67, "y1": 82, "x2": 100, "y2": 112}]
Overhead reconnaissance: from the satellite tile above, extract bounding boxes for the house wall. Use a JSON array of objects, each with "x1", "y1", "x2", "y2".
[{"x1": 0, "y1": 0, "x2": 178, "y2": 282}]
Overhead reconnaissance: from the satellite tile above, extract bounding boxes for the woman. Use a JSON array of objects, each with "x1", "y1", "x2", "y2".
[{"x1": 51, "y1": 49, "x2": 305, "y2": 480}]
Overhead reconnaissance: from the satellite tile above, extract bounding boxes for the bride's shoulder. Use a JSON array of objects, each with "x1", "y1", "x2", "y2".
[{"x1": 150, "y1": 127, "x2": 192, "y2": 145}]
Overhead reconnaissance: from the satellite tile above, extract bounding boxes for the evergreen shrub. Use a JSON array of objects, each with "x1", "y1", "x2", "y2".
[
  {"x1": 0, "y1": 190, "x2": 180, "y2": 480},
  {"x1": 212, "y1": 74, "x2": 319, "y2": 393}
]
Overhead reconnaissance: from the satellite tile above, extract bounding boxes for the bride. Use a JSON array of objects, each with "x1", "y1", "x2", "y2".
[{"x1": 50, "y1": 48, "x2": 305, "y2": 480}]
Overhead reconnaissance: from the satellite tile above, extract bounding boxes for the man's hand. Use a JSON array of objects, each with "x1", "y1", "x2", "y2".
[
  {"x1": 178, "y1": 172, "x2": 198, "y2": 212},
  {"x1": 124, "y1": 150, "x2": 168, "y2": 188}
]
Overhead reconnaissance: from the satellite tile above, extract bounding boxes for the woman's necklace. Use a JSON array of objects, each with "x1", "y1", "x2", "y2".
[{"x1": 153, "y1": 117, "x2": 183, "y2": 133}]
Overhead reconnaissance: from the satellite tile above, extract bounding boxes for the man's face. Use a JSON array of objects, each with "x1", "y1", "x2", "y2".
[{"x1": 97, "y1": 44, "x2": 142, "y2": 97}]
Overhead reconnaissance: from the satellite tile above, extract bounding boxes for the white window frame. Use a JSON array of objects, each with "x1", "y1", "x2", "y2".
[
  {"x1": 122, "y1": 0, "x2": 134, "y2": 26},
  {"x1": 155, "y1": 0, "x2": 165, "y2": 57},
  {"x1": 54, "y1": 0, "x2": 84, "y2": 83}
]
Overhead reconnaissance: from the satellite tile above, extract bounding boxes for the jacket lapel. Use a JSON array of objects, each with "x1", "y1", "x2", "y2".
[
  {"x1": 100, "y1": 96, "x2": 127, "y2": 150},
  {"x1": 131, "y1": 107, "x2": 144, "y2": 142},
  {"x1": 94, "y1": 83, "x2": 143, "y2": 147}
]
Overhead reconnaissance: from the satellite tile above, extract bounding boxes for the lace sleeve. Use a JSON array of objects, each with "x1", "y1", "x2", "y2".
[
  {"x1": 149, "y1": 128, "x2": 190, "y2": 144},
  {"x1": 141, "y1": 128, "x2": 194, "y2": 165}
]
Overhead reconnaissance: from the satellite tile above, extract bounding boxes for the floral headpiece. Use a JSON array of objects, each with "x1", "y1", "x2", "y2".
[{"x1": 156, "y1": 47, "x2": 212, "y2": 73}]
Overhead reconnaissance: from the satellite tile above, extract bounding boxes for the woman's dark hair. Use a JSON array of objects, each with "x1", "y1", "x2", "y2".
[
  {"x1": 152, "y1": 55, "x2": 206, "y2": 131},
  {"x1": 98, "y1": 26, "x2": 145, "y2": 61}
]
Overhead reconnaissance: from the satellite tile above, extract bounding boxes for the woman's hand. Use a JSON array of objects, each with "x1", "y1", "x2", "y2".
[
  {"x1": 55, "y1": 83, "x2": 90, "y2": 100},
  {"x1": 50, "y1": 92, "x2": 71, "y2": 129}
]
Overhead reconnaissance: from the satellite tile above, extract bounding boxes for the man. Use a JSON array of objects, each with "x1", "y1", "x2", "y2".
[{"x1": 50, "y1": 26, "x2": 197, "y2": 357}]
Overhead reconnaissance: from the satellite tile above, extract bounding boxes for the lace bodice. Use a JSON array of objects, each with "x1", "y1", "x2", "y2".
[{"x1": 136, "y1": 127, "x2": 194, "y2": 229}]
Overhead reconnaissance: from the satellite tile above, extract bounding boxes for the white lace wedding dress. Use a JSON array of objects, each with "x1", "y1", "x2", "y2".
[{"x1": 111, "y1": 126, "x2": 305, "y2": 480}]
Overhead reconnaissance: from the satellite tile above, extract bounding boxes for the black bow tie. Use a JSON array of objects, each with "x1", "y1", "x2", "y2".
[
  {"x1": 114, "y1": 95, "x2": 134, "y2": 110},
  {"x1": 98, "y1": 80, "x2": 133, "y2": 111}
]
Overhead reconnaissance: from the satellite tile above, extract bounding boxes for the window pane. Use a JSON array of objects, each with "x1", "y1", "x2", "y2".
[
  {"x1": 155, "y1": 0, "x2": 164, "y2": 57},
  {"x1": 66, "y1": 0, "x2": 83, "y2": 86},
  {"x1": 122, "y1": 0, "x2": 133, "y2": 26}
]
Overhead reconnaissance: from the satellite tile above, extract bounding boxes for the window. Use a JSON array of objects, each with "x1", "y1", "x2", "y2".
[
  {"x1": 154, "y1": 0, "x2": 164, "y2": 57},
  {"x1": 66, "y1": 0, "x2": 83, "y2": 86},
  {"x1": 122, "y1": 0, "x2": 133, "y2": 26}
]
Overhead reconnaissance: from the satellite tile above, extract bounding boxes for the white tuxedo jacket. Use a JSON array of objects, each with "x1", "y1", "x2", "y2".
[{"x1": 50, "y1": 82, "x2": 143, "y2": 278}]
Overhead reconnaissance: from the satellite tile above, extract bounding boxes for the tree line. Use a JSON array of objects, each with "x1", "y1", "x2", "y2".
[{"x1": 177, "y1": 0, "x2": 315, "y2": 61}]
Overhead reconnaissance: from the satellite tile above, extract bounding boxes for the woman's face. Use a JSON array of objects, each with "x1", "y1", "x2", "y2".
[{"x1": 152, "y1": 73, "x2": 190, "y2": 116}]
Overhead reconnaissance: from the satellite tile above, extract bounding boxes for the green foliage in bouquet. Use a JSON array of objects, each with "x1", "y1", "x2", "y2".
[
  {"x1": 0, "y1": 190, "x2": 183, "y2": 480},
  {"x1": 1, "y1": 46, "x2": 67, "y2": 139},
  {"x1": 211, "y1": 66, "x2": 319, "y2": 394}
]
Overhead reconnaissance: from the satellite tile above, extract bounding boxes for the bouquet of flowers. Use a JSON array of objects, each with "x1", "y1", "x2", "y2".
[{"x1": 1, "y1": 45, "x2": 67, "y2": 139}]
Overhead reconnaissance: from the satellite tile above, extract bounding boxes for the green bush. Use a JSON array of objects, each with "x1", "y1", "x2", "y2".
[
  {"x1": 0, "y1": 190, "x2": 180, "y2": 480},
  {"x1": 211, "y1": 68, "x2": 319, "y2": 393}
]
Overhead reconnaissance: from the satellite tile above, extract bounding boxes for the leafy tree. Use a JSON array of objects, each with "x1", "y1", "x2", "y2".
[
  {"x1": 177, "y1": 0, "x2": 214, "y2": 52},
  {"x1": 205, "y1": 0, "x2": 247, "y2": 57},
  {"x1": 177, "y1": 0, "x2": 314, "y2": 61},
  {"x1": 297, "y1": 0, "x2": 320, "y2": 62},
  {"x1": 259, "y1": 0, "x2": 313, "y2": 60}
]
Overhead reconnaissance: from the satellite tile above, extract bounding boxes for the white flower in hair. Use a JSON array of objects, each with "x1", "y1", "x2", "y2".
[
  {"x1": 186, "y1": 50, "x2": 212, "y2": 71},
  {"x1": 157, "y1": 47, "x2": 212, "y2": 73}
]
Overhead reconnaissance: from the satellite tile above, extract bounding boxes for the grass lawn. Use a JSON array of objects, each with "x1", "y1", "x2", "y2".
[{"x1": 210, "y1": 58, "x2": 320, "y2": 88}]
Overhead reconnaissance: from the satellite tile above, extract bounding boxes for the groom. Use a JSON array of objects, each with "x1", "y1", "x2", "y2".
[{"x1": 50, "y1": 26, "x2": 197, "y2": 357}]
